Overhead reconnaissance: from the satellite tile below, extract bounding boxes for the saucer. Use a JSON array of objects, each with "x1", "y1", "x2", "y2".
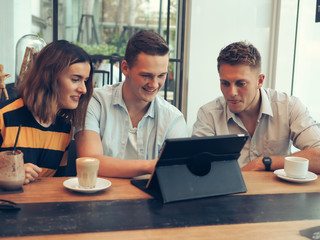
[
  {"x1": 63, "y1": 177, "x2": 111, "y2": 193},
  {"x1": 273, "y1": 169, "x2": 318, "y2": 183}
]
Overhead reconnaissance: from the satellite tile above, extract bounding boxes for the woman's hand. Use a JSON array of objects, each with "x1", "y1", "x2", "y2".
[{"x1": 24, "y1": 163, "x2": 42, "y2": 184}]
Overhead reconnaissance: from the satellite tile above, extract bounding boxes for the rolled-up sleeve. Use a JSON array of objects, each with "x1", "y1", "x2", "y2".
[{"x1": 290, "y1": 97, "x2": 320, "y2": 149}]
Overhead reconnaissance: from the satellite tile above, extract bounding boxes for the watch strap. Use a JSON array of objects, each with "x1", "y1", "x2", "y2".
[{"x1": 262, "y1": 157, "x2": 272, "y2": 171}]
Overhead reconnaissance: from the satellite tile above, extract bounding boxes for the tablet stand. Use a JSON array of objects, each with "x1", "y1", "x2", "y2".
[{"x1": 147, "y1": 152, "x2": 247, "y2": 204}]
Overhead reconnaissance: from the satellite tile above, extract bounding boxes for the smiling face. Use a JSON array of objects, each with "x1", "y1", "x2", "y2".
[
  {"x1": 58, "y1": 62, "x2": 90, "y2": 110},
  {"x1": 219, "y1": 64, "x2": 264, "y2": 116},
  {"x1": 121, "y1": 52, "x2": 169, "y2": 105}
]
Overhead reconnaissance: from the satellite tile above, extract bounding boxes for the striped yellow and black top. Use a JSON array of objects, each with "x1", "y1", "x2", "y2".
[{"x1": 0, "y1": 98, "x2": 72, "y2": 177}]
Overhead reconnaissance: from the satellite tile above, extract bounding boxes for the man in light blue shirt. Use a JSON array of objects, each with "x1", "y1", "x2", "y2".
[
  {"x1": 75, "y1": 30, "x2": 187, "y2": 178},
  {"x1": 193, "y1": 41, "x2": 320, "y2": 173}
]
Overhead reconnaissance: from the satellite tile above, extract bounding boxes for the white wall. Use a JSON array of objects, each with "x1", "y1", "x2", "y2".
[
  {"x1": 0, "y1": 0, "x2": 15, "y2": 84},
  {"x1": 0, "y1": 0, "x2": 32, "y2": 84},
  {"x1": 186, "y1": 0, "x2": 274, "y2": 133}
]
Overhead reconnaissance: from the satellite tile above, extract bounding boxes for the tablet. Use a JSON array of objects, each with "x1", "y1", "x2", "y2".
[{"x1": 133, "y1": 134, "x2": 249, "y2": 203}]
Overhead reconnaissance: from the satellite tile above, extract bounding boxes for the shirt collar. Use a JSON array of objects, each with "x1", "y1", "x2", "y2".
[
  {"x1": 226, "y1": 88, "x2": 273, "y2": 121},
  {"x1": 259, "y1": 88, "x2": 273, "y2": 117},
  {"x1": 145, "y1": 98, "x2": 155, "y2": 118},
  {"x1": 112, "y1": 82, "x2": 124, "y2": 106},
  {"x1": 112, "y1": 82, "x2": 155, "y2": 119}
]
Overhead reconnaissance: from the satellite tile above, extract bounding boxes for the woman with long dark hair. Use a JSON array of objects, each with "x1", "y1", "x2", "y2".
[{"x1": 0, "y1": 40, "x2": 93, "y2": 184}]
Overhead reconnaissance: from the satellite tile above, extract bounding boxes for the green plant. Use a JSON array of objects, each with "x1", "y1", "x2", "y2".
[{"x1": 74, "y1": 42, "x2": 118, "y2": 55}]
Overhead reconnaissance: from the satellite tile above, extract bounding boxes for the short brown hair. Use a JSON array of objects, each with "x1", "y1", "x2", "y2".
[
  {"x1": 217, "y1": 41, "x2": 261, "y2": 72},
  {"x1": 17, "y1": 40, "x2": 93, "y2": 128},
  {"x1": 124, "y1": 30, "x2": 169, "y2": 68}
]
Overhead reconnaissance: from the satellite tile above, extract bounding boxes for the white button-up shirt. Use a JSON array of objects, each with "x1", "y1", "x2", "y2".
[{"x1": 192, "y1": 88, "x2": 320, "y2": 167}]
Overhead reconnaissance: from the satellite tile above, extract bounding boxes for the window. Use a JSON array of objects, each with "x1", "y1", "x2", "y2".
[{"x1": 50, "y1": 0, "x2": 186, "y2": 109}]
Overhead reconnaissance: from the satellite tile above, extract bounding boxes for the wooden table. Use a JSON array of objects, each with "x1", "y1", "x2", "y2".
[{"x1": 1, "y1": 171, "x2": 320, "y2": 240}]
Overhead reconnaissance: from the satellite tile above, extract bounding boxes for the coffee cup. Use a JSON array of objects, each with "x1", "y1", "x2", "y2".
[
  {"x1": 76, "y1": 157, "x2": 99, "y2": 189},
  {"x1": 284, "y1": 156, "x2": 309, "y2": 179},
  {"x1": 0, "y1": 150, "x2": 25, "y2": 190}
]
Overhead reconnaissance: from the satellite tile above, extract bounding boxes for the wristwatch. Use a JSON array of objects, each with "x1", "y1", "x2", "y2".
[{"x1": 262, "y1": 157, "x2": 272, "y2": 171}]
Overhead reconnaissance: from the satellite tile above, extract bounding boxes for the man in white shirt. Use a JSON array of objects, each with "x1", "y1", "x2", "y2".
[
  {"x1": 75, "y1": 30, "x2": 187, "y2": 178},
  {"x1": 192, "y1": 41, "x2": 320, "y2": 173}
]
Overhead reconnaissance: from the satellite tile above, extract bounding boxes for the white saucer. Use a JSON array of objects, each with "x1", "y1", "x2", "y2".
[
  {"x1": 273, "y1": 169, "x2": 318, "y2": 183},
  {"x1": 63, "y1": 177, "x2": 111, "y2": 193}
]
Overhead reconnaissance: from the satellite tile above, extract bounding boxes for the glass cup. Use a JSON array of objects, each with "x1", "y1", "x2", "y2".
[
  {"x1": 0, "y1": 150, "x2": 25, "y2": 190},
  {"x1": 76, "y1": 157, "x2": 99, "y2": 189}
]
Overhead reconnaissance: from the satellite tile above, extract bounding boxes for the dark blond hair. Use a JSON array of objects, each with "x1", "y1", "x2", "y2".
[
  {"x1": 17, "y1": 40, "x2": 93, "y2": 128},
  {"x1": 217, "y1": 41, "x2": 261, "y2": 72}
]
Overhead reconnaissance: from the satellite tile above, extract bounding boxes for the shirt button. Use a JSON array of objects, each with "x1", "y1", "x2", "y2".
[{"x1": 121, "y1": 141, "x2": 126, "y2": 145}]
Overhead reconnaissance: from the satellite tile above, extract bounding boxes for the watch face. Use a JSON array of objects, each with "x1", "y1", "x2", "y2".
[{"x1": 263, "y1": 158, "x2": 271, "y2": 164}]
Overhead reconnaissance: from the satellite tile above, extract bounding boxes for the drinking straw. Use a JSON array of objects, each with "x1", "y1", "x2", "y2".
[{"x1": 13, "y1": 124, "x2": 22, "y2": 154}]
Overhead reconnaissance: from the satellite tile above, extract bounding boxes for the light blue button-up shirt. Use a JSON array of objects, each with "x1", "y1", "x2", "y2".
[
  {"x1": 77, "y1": 82, "x2": 188, "y2": 160},
  {"x1": 192, "y1": 88, "x2": 320, "y2": 167}
]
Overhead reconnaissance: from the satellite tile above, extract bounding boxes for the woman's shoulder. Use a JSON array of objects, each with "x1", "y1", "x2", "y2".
[
  {"x1": 0, "y1": 98, "x2": 26, "y2": 117},
  {"x1": 0, "y1": 98, "x2": 23, "y2": 109}
]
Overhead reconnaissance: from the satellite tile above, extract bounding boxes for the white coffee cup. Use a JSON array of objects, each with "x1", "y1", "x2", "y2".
[
  {"x1": 76, "y1": 157, "x2": 99, "y2": 189},
  {"x1": 284, "y1": 156, "x2": 309, "y2": 179}
]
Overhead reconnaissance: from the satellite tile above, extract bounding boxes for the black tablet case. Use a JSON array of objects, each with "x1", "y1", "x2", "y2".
[{"x1": 131, "y1": 134, "x2": 248, "y2": 203}]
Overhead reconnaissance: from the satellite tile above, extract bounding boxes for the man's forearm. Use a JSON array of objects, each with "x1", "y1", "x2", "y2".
[{"x1": 95, "y1": 155, "x2": 156, "y2": 178}]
